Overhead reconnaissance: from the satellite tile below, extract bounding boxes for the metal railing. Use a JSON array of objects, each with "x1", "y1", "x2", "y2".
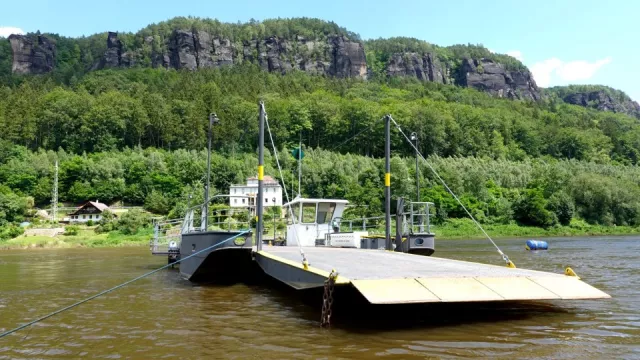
[
  {"x1": 150, "y1": 195, "x2": 252, "y2": 255},
  {"x1": 334, "y1": 202, "x2": 435, "y2": 235}
]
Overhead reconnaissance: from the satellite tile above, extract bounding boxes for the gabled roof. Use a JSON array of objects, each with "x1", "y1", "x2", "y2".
[
  {"x1": 89, "y1": 201, "x2": 110, "y2": 211},
  {"x1": 69, "y1": 201, "x2": 110, "y2": 215}
]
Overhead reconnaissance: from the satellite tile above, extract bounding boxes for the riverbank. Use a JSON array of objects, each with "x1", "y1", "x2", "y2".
[
  {"x1": 0, "y1": 228, "x2": 154, "y2": 250},
  {"x1": 1, "y1": 219, "x2": 638, "y2": 250},
  {"x1": 436, "y1": 218, "x2": 640, "y2": 240}
]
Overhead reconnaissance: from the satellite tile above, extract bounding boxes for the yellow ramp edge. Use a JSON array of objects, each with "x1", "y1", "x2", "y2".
[
  {"x1": 529, "y1": 276, "x2": 611, "y2": 299},
  {"x1": 351, "y1": 279, "x2": 440, "y2": 304},
  {"x1": 417, "y1": 277, "x2": 504, "y2": 302},
  {"x1": 476, "y1": 277, "x2": 561, "y2": 300}
]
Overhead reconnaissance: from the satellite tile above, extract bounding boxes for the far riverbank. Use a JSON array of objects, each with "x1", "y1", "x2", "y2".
[{"x1": 1, "y1": 218, "x2": 638, "y2": 250}]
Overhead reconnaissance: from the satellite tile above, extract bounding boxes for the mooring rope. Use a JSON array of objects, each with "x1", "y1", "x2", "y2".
[
  {"x1": 390, "y1": 117, "x2": 514, "y2": 267},
  {"x1": 0, "y1": 230, "x2": 251, "y2": 340}
]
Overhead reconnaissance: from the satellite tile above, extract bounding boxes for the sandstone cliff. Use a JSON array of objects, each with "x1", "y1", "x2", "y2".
[
  {"x1": 386, "y1": 52, "x2": 448, "y2": 84},
  {"x1": 458, "y1": 58, "x2": 540, "y2": 101},
  {"x1": 561, "y1": 90, "x2": 640, "y2": 119},
  {"x1": 8, "y1": 34, "x2": 56, "y2": 74},
  {"x1": 94, "y1": 30, "x2": 367, "y2": 79}
]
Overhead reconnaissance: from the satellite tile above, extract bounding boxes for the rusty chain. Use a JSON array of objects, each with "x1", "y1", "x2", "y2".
[{"x1": 320, "y1": 270, "x2": 338, "y2": 327}]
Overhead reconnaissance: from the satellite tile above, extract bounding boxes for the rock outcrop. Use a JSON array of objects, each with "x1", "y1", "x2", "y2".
[
  {"x1": 562, "y1": 91, "x2": 640, "y2": 119},
  {"x1": 91, "y1": 32, "x2": 138, "y2": 70},
  {"x1": 386, "y1": 52, "x2": 448, "y2": 83},
  {"x1": 458, "y1": 58, "x2": 540, "y2": 101},
  {"x1": 8, "y1": 34, "x2": 56, "y2": 74},
  {"x1": 100, "y1": 32, "x2": 123, "y2": 68},
  {"x1": 101, "y1": 29, "x2": 367, "y2": 79}
]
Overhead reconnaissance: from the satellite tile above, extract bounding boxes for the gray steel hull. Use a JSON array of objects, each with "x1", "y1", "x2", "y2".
[{"x1": 180, "y1": 231, "x2": 254, "y2": 282}]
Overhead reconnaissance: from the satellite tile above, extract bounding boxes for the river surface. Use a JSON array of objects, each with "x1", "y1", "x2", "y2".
[{"x1": 1, "y1": 236, "x2": 639, "y2": 359}]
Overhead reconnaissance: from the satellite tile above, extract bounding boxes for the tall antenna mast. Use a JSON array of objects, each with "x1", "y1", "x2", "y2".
[{"x1": 51, "y1": 160, "x2": 58, "y2": 223}]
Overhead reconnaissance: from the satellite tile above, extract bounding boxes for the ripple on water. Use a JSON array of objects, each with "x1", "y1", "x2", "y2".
[{"x1": 1, "y1": 238, "x2": 639, "y2": 359}]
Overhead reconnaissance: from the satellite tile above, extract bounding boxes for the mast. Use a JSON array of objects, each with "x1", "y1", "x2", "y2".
[
  {"x1": 257, "y1": 102, "x2": 265, "y2": 251},
  {"x1": 384, "y1": 115, "x2": 392, "y2": 251},
  {"x1": 51, "y1": 160, "x2": 58, "y2": 222},
  {"x1": 298, "y1": 130, "x2": 302, "y2": 197},
  {"x1": 204, "y1": 113, "x2": 219, "y2": 231}
]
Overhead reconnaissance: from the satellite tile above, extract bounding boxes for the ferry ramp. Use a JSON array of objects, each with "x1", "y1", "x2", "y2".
[{"x1": 255, "y1": 247, "x2": 610, "y2": 304}]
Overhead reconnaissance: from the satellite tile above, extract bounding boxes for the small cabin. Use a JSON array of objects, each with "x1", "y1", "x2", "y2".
[
  {"x1": 69, "y1": 201, "x2": 110, "y2": 223},
  {"x1": 283, "y1": 198, "x2": 349, "y2": 247}
]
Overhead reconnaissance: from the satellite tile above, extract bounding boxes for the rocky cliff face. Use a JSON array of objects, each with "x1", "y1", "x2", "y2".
[
  {"x1": 384, "y1": 54, "x2": 540, "y2": 101},
  {"x1": 164, "y1": 29, "x2": 366, "y2": 78},
  {"x1": 386, "y1": 52, "x2": 448, "y2": 84},
  {"x1": 562, "y1": 91, "x2": 640, "y2": 119},
  {"x1": 458, "y1": 58, "x2": 540, "y2": 101},
  {"x1": 8, "y1": 34, "x2": 56, "y2": 74}
]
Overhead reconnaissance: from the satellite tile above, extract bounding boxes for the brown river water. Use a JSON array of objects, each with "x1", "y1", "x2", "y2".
[{"x1": 1, "y1": 236, "x2": 639, "y2": 359}]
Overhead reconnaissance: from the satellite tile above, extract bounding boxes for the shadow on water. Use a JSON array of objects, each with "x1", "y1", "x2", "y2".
[{"x1": 191, "y1": 270, "x2": 572, "y2": 333}]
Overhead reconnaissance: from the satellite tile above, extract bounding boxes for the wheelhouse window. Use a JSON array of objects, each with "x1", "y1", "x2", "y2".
[
  {"x1": 316, "y1": 202, "x2": 336, "y2": 224},
  {"x1": 301, "y1": 203, "x2": 316, "y2": 224},
  {"x1": 287, "y1": 203, "x2": 300, "y2": 224}
]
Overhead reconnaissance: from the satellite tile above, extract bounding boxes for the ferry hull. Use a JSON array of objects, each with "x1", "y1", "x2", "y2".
[{"x1": 180, "y1": 231, "x2": 253, "y2": 282}]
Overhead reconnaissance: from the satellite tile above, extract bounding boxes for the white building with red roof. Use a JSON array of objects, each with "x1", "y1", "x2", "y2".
[{"x1": 68, "y1": 201, "x2": 111, "y2": 223}]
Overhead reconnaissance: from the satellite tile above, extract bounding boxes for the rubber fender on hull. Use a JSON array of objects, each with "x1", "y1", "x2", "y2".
[{"x1": 525, "y1": 240, "x2": 548, "y2": 250}]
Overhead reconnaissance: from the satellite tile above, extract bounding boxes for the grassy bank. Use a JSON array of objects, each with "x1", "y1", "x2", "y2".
[
  {"x1": 435, "y1": 218, "x2": 640, "y2": 240},
  {"x1": 0, "y1": 227, "x2": 153, "y2": 250},
  {"x1": 2, "y1": 218, "x2": 638, "y2": 250}
]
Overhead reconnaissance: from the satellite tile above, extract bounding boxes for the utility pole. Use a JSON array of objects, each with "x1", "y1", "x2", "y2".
[
  {"x1": 411, "y1": 132, "x2": 420, "y2": 201},
  {"x1": 204, "y1": 113, "x2": 219, "y2": 231},
  {"x1": 384, "y1": 115, "x2": 392, "y2": 251},
  {"x1": 257, "y1": 102, "x2": 265, "y2": 251},
  {"x1": 51, "y1": 160, "x2": 58, "y2": 223}
]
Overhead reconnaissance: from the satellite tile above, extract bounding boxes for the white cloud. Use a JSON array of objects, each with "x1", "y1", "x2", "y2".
[
  {"x1": 0, "y1": 26, "x2": 24, "y2": 38},
  {"x1": 530, "y1": 56, "x2": 612, "y2": 87},
  {"x1": 506, "y1": 50, "x2": 523, "y2": 61}
]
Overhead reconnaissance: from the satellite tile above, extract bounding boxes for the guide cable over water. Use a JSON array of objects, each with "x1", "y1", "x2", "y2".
[
  {"x1": 389, "y1": 116, "x2": 515, "y2": 267},
  {"x1": 0, "y1": 231, "x2": 250, "y2": 340}
]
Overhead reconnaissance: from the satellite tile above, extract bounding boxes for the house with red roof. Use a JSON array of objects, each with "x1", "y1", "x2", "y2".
[{"x1": 68, "y1": 201, "x2": 111, "y2": 223}]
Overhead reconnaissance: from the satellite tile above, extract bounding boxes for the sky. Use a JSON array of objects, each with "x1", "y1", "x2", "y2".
[{"x1": 1, "y1": 0, "x2": 638, "y2": 101}]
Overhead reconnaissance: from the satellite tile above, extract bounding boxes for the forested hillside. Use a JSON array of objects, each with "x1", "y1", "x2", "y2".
[{"x1": 1, "y1": 17, "x2": 640, "y2": 239}]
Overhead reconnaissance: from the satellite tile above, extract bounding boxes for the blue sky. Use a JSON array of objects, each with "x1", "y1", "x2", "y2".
[{"x1": 1, "y1": 0, "x2": 638, "y2": 101}]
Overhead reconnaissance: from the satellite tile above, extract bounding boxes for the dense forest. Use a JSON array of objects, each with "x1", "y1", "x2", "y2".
[{"x1": 1, "y1": 17, "x2": 640, "y2": 240}]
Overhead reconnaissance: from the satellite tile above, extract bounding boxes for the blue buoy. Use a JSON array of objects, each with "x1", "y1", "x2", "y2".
[{"x1": 526, "y1": 240, "x2": 548, "y2": 250}]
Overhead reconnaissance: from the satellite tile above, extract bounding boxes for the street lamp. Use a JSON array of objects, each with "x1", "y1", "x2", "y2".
[
  {"x1": 272, "y1": 197, "x2": 277, "y2": 243},
  {"x1": 410, "y1": 132, "x2": 419, "y2": 202}
]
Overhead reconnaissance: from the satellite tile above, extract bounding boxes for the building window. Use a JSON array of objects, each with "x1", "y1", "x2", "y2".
[
  {"x1": 242, "y1": 199, "x2": 245, "y2": 204},
  {"x1": 89, "y1": 215, "x2": 93, "y2": 219},
  {"x1": 234, "y1": 199, "x2": 237, "y2": 204},
  {"x1": 82, "y1": 215, "x2": 86, "y2": 219},
  {"x1": 265, "y1": 198, "x2": 268, "y2": 203}
]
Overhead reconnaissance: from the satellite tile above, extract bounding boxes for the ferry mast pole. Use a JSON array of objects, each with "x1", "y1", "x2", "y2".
[
  {"x1": 385, "y1": 115, "x2": 392, "y2": 251},
  {"x1": 257, "y1": 102, "x2": 265, "y2": 251},
  {"x1": 204, "y1": 113, "x2": 219, "y2": 231}
]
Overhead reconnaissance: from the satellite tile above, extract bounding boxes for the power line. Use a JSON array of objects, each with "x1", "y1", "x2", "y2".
[{"x1": 327, "y1": 117, "x2": 385, "y2": 152}]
